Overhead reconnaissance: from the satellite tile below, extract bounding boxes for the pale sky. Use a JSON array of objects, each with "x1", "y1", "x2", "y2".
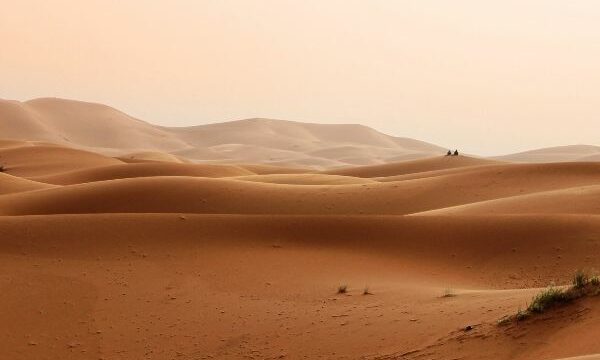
[{"x1": 1, "y1": 0, "x2": 599, "y2": 155}]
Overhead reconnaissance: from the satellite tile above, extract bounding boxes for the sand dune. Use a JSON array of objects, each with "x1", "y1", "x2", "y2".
[
  {"x1": 3, "y1": 97, "x2": 598, "y2": 168},
  {"x1": 2, "y1": 162, "x2": 600, "y2": 216},
  {"x1": 0, "y1": 139, "x2": 32, "y2": 149},
  {"x1": 30, "y1": 162, "x2": 255, "y2": 185},
  {"x1": 373, "y1": 163, "x2": 501, "y2": 182},
  {"x1": 418, "y1": 185, "x2": 600, "y2": 215},
  {"x1": 0, "y1": 143, "x2": 123, "y2": 177},
  {"x1": 580, "y1": 154, "x2": 600, "y2": 162},
  {"x1": 166, "y1": 117, "x2": 442, "y2": 153},
  {"x1": 496, "y1": 145, "x2": 600, "y2": 163},
  {"x1": 233, "y1": 173, "x2": 376, "y2": 185},
  {"x1": 0, "y1": 98, "x2": 187, "y2": 151},
  {"x1": 236, "y1": 163, "x2": 313, "y2": 175},
  {"x1": 324, "y1": 155, "x2": 501, "y2": 178},
  {"x1": 1, "y1": 97, "x2": 446, "y2": 168},
  {"x1": 0, "y1": 172, "x2": 57, "y2": 194},
  {"x1": 116, "y1": 151, "x2": 189, "y2": 164}
]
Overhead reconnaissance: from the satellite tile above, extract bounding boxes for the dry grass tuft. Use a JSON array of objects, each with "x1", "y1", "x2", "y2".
[{"x1": 499, "y1": 270, "x2": 600, "y2": 325}]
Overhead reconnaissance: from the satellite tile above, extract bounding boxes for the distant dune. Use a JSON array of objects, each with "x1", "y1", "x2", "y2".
[
  {"x1": 3, "y1": 97, "x2": 597, "y2": 167},
  {"x1": 495, "y1": 144, "x2": 600, "y2": 163},
  {"x1": 0, "y1": 97, "x2": 446, "y2": 168},
  {"x1": 0, "y1": 98, "x2": 187, "y2": 151}
]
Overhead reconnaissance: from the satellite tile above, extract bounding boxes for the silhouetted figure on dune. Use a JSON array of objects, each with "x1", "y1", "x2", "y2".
[
  {"x1": 453, "y1": 150, "x2": 459, "y2": 156},
  {"x1": 446, "y1": 150, "x2": 452, "y2": 156}
]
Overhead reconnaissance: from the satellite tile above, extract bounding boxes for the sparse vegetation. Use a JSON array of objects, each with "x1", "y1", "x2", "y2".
[
  {"x1": 0, "y1": 164, "x2": 4, "y2": 172},
  {"x1": 497, "y1": 316, "x2": 511, "y2": 326},
  {"x1": 337, "y1": 285, "x2": 348, "y2": 294},
  {"x1": 362, "y1": 286, "x2": 372, "y2": 295},
  {"x1": 573, "y1": 269, "x2": 589, "y2": 289},
  {"x1": 527, "y1": 286, "x2": 569, "y2": 313},
  {"x1": 499, "y1": 270, "x2": 600, "y2": 325},
  {"x1": 515, "y1": 308, "x2": 529, "y2": 321}
]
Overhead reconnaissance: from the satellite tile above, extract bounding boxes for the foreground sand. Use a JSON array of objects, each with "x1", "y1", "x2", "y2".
[{"x1": 1, "y1": 141, "x2": 600, "y2": 359}]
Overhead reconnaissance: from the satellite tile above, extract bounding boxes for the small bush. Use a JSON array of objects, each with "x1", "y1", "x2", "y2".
[
  {"x1": 363, "y1": 286, "x2": 372, "y2": 295},
  {"x1": 497, "y1": 316, "x2": 512, "y2": 326},
  {"x1": 0, "y1": 165, "x2": 4, "y2": 172},
  {"x1": 573, "y1": 270, "x2": 589, "y2": 289},
  {"x1": 337, "y1": 285, "x2": 348, "y2": 294},
  {"x1": 527, "y1": 287, "x2": 569, "y2": 313},
  {"x1": 591, "y1": 276, "x2": 600, "y2": 286},
  {"x1": 515, "y1": 308, "x2": 529, "y2": 321}
]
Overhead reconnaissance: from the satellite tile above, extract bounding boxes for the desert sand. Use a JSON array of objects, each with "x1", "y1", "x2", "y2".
[{"x1": 1, "y1": 99, "x2": 600, "y2": 360}]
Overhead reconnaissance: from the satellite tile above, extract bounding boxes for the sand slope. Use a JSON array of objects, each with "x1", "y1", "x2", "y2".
[
  {"x1": 116, "y1": 151, "x2": 188, "y2": 164},
  {"x1": 233, "y1": 173, "x2": 376, "y2": 185},
  {"x1": 0, "y1": 143, "x2": 123, "y2": 177},
  {"x1": 0, "y1": 173, "x2": 56, "y2": 194},
  {"x1": 30, "y1": 162, "x2": 255, "y2": 185},
  {"x1": 324, "y1": 155, "x2": 501, "y2": 178},
  {"x1": 2, "y1": 214, "x2": 600, "y2": 359},
  {"x1": 419, "y1": 185, "x2": 600, "y2": 215},
  {"x1": 1, "y1": 162, "x2": 600, "y2": 216}
]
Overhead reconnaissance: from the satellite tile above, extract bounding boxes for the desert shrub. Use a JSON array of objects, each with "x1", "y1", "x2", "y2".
[
  {"x1": 573, "y1": 270, "x2": 589, "y2": 289},
  {"x1": 500, "y1": 270, "x2": 600, "y2": 326},
  {"x1": 337, "y1": 285, "x2": 348, "y2": 294},
  {"x1": 363, "y1": 286, "x2": 372, "y2": 295},
  {"x1": 515, "y1": 308, "x2": 529, "y2": 321},
  {"x1": 0, "y1": 165, "x2": 4, "y2": 172},
  {"x1": 527, "y1": 287, "x2": 569, "y2": 313},
  {"x1": 497, "y1": 316, "x2": 511, "y2": 325}
]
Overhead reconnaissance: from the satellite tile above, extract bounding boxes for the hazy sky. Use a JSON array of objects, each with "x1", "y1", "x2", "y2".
[{"x1": 2, "y1": 0, "x2": 599, "y2": 155}]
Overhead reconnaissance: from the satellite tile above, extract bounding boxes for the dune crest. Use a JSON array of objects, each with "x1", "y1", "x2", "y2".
[{"x1": 0, "y1": 172, "x2": 57, "y2": 195}]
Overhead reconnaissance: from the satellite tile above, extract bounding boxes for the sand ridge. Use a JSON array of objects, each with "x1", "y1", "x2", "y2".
[
  {"x1": 28, "y1": 162, "x2": 256, "y2": 185},
  {"x1": 2, "y1": 160, "x2": 600, "y2": 216},
  {"x1": 324, "y1": 154, "x2": 502, "y2": 178}
]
